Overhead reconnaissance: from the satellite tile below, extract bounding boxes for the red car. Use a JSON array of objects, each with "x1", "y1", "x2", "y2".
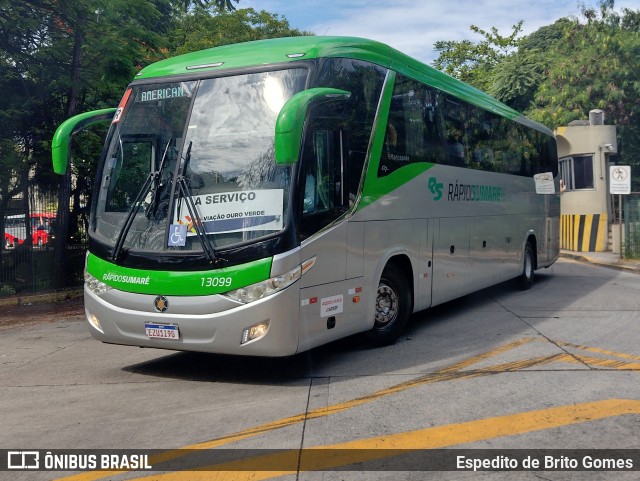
[
  {"x1": 4, "y1": 213, "x2": 55, "y2": 248},
  {"x1": 4, "y1": 232, "x2": 21, "y2": 249}
]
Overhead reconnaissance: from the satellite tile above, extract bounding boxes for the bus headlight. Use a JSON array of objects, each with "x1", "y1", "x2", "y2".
[
  {"x1": 84, "y1": 271, "x2": 112, "y2": 295},
  {"x1": 224, "y1": 257, "x2": 316, "y2": 304},
  {"x1": 85, "y1": 308, "x2": 104, "y2": 333},
  {"x1": 241, "y1": 320, "x2": 270, "y2": 344}
]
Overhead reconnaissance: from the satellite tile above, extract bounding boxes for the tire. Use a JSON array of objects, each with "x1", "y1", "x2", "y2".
[
  {"x1": 519, "y1": 240, "x2": 535, "y2": 290},
  {"x1": 366, "y1": 264, "x2": 412, "y2": 346}
]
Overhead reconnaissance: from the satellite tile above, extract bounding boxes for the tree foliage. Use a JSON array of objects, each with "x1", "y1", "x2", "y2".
[
  {"x1": 432, "y1": 1, "x2": 640, "y2": 187},
  {"x1": 433, "y1": 21, "x2": 524, "y2": 92},
  {"x1": 528, "y1": 3, "x2": 640, "y2": 129},
  {"x1": 527, "y1": 2, "x2": 640, "y2": 186},
  {"x1": 433, "y1": 2, "x2": 639, "y2": 128},
  {"x1": 171, "y1": 7, "x2": 309, "y2": 55}
]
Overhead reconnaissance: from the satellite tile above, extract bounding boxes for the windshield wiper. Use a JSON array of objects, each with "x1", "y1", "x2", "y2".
[
  {"x1": 175, "y1": 142, "x2": 222, "y2": 265},
  {"x1": 111, "y1": 176, "x2": 151, "y2": 261},
  {"x1": 111, "y1": 139, "x2": 173, "y2": 261},
  {"x1": 144, "y1": 140, "x2": 172, "y2": 219}
]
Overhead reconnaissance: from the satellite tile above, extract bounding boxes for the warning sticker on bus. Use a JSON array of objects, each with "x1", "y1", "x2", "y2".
[
  {"x1": 320, "y1": 295, "x2": 344, "y2": 317},
  {"x1": 174, "y1": 189, "x2": 284, "y2": 235}
]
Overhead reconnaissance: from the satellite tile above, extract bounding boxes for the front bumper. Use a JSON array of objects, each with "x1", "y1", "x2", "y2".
[{"x1": 83, "y1": 282, "x2": 301, "y2": 357}]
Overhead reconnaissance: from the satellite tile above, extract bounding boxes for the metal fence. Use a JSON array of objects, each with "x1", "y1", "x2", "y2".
[
  {"x1": 0, "y1": 190, "x2": 87, "y2": 298},
  {"x1": 624, "y1": 194, "x2": 640, "y2": 259}
]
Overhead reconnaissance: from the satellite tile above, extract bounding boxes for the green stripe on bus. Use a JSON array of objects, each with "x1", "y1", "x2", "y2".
[{"x1": 86, "y1": 253, "x2": 272, "y2": 296}]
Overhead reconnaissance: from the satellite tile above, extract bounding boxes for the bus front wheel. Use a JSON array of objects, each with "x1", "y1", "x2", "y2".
[
  {"x1": 519, "y1": 240, "x2": 535, "y2": 290},
  {"x1": 366, "y1": 264, "x2": 412, "y2": 346}
]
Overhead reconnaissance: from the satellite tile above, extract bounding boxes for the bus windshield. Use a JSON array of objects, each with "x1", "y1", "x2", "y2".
[{"x1": 93, "y1": 68, "x2": 308, "y2": 255}]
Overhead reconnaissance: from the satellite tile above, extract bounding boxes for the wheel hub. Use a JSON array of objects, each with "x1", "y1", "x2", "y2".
[{"x1": 375, "y1": 284, "x2": 398, "y2": 326}]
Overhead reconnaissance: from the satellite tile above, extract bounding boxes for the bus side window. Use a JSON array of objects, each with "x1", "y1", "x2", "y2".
[
  {"x1": 444, "y1": 97, "x2": 468, "y2": 167},
  {"x1": 378, "y1": 75, "x2": 447, "y2": 177}
]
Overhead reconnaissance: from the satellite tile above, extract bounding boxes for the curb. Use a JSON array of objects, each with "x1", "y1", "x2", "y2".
[
  {"x1": 0, "y1": 289, "x2": 83, "y2": 308},
  {"x1": 560, "y1": 252, "x2": 640, "y2": 273}
]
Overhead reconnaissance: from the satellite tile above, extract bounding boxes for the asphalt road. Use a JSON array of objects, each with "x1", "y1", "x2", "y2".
[{"x1": 1, "y1": 258, "x2": 639, "y2": 480}]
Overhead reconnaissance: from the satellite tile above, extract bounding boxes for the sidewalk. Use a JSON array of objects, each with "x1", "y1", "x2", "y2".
[
  {"x1": 0, "y1": 288, "x2": 83, "y2": 308},
  {"x1": 560, "y1": 250, "x2": 640, "y2": 273}
]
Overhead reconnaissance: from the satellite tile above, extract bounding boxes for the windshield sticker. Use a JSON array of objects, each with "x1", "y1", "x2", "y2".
[
  {"x1": 168, "y1": 224, "x2": 187, "y2": 247},
  {"x1": 175, "y1": 189, "x2": 284, "y2": 235}
]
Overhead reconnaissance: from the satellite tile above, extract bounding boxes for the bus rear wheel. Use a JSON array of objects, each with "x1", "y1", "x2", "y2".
[
  {"x1": 519, "y1": 240, "x2": 535, "y2": 290},
  {"x1": 366, "y1": 264, "x2": 411, "y2": 346}
]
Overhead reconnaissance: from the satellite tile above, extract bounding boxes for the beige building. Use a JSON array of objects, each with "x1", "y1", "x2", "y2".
[{"x1": 555, "y1": 110, "x2": 618, "y2": 252}]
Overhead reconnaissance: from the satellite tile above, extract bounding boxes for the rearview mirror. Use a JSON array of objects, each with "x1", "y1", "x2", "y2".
[
  {"x1": 274, "y1": 88, "x2": 350, "y2": 165},
  {"x1": 51, "y1": 108, "x2": 117, "y2": 174}
]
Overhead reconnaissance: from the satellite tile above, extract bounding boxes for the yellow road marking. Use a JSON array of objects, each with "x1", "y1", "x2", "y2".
[
  {"x1": 54, "y1": 338, "x2": 640, "y2": 481},
  {"x1": 130, "y1": 399, "x2": 640, "y2": 481},
  {"x1": 558, "y1": 341, "x2": 640, "y2": 362},
  {"x1": 56, "y1": 340, "x2": 533, "y2": 481},
  {"x1": 436, "y1": 337, "x2": 538, "y2": 373},
  {"x1": 569, "y1": 354, "x2": 640, "y2": 370}
]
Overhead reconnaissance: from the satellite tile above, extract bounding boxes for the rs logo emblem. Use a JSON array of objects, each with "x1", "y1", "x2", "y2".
[{"x1": 428, "y1": 177, "x2": 443, "y2": 201}]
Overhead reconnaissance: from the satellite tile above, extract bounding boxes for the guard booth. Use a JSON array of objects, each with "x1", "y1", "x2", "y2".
[{"x1": 555, "y1": 109, "x2": 618, "y2": 252}]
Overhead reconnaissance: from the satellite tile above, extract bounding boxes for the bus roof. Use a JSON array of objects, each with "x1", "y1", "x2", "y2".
[{"x1": 134, "y1": 36, "x2": 551, "y2": 136}]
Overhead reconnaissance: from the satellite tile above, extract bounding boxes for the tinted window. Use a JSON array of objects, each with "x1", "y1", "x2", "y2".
[{"x1": 378, "y1": 73, "x2": 557, "y2": 178}]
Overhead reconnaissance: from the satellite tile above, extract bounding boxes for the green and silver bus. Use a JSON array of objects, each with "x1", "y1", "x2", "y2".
[{"x1": 52, "y1": 36, "x2": 559, "y2": 356}]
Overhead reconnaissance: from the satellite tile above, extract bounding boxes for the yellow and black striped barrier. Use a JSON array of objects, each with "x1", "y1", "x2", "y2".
[{"x1": 561, "y1": 214, "x2": 608, "y2": 252}]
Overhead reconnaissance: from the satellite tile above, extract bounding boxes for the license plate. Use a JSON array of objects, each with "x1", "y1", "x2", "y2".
[{"x1": 145, "y1": 323, "x2": 180, "y2": 340}]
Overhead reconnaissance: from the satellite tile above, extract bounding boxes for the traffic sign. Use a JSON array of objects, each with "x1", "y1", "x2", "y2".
[{"x1": 610, "y1": 165, "x2": 631, "y2": 194}]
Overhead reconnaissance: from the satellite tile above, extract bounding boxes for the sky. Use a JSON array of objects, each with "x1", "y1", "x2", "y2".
[{"x1": 239, "y1": 0, "x2": 638, "y2": 64}]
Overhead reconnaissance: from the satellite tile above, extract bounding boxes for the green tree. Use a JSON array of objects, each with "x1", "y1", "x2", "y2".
[
  {"x1": 1, "y1": 0, "x2": 60, "y2": 252},
  {"x1": 528, "y1": 3, "x2": 640, "y2": 129},
  {"x1": 171, "y1": 7, "x2": 309, "y2": 55},
  {"x1": 433, "y1": 22, "x2": 524, "y2": 92},
  {"x1": 431, "y1": 2, "x2": 639, "y2": 188},
  {"x1": 525, "y1": 2, "x2": 640, "y2": 188},
  {"x1": 486, "y1": 18, "x2": 576, "y2": 112},
  {"x1": 180, "y1": 0, "x2": 238, "y2": 12},
  {"x1": 0, "y1": 0, "x2": 173, "y2": 281},
  {"x1": 0, "y1": 0, "x2": 311, "y2": 288},
  {"x1": 487, "y1": 50, "x2": 544, "y2": 112},
  {"x1": 0, "y1": 141, "x2": 25, "y2": 254}
]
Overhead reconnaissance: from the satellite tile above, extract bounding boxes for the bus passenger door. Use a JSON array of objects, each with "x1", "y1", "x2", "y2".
[
  {"x1": 432, "y1": 217, "x2": 469, "y2": 305},
  {"x1": 297, "y1": 126, "x2": 366, "y2": 352}
]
